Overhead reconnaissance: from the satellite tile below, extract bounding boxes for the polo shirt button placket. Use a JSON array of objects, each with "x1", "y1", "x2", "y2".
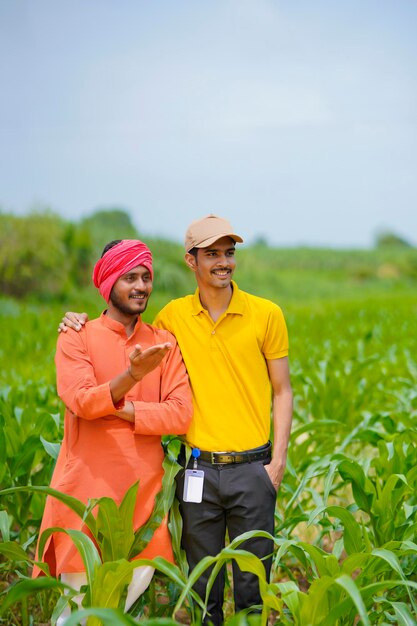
[{"x1": 210, "y1": 326, "x2": 219, "y2": 351}]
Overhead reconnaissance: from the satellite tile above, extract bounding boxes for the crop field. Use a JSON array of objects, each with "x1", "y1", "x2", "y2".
[{"x1": 1, "y1": 242, "x2": 417, "y2": 625}]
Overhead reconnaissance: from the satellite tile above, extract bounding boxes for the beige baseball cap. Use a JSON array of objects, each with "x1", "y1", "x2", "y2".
[{"x1": 184, "y1": 214, "x2": 244, "y2": 252}]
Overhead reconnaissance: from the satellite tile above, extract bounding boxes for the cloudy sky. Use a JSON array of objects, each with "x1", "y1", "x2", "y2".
[{"x1": 1, "y1": 0, "x2": 416, "y2": 247}]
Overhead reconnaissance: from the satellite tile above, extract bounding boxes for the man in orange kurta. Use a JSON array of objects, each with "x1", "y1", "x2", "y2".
[{"x1": 35, "y1": 239, "x2": 192, "y2": 616}]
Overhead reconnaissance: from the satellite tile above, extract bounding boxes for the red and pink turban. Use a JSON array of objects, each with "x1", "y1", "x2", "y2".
[{"x1": 92, "y1": 239, "x2": 153, "y2": 302}]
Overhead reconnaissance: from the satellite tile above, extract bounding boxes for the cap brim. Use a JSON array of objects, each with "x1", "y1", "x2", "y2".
[{"x1": 193, "y1": 232, "x2": 244, "y2": 249}]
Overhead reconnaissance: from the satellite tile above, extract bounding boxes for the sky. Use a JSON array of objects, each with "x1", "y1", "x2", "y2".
[{"x1": 1, "y1": 0, "x2": 416, "y2": 248}]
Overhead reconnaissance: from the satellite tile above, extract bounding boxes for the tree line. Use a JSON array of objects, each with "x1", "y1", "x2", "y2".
[
  {"x1": 1, "y1": 208, "x2": 415, "y2": 302},
  {"x1": 0, "y1": 209, "x2": 191, "y2": 300}
]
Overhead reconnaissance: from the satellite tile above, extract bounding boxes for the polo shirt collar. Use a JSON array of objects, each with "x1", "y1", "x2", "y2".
[{"x1": 191, "y1": 281, "x2": 245, "y2": 316}]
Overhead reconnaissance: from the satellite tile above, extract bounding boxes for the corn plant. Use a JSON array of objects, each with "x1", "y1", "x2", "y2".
[
  {"x1": 2, "y1": 264, "x2": 417, "y2": 624},
  {"x1": 0, "y1": 382, "x2": 61, "y2": 543},
  {"x1": 0, "y1": 442, "x2": 205, "y2": 624}
]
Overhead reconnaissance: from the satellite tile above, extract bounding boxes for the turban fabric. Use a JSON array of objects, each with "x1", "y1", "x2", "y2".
[{"x1": 92, "y1": 240, "x2": 153, "y2": 302}]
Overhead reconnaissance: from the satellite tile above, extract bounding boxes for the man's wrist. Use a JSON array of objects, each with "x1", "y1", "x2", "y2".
[
  {"x1": 127, "y1": 367, "x2": 140, "y2": 382},
  {"x1": 270, "y1": 455, "x2": 287, "y2": 470}
]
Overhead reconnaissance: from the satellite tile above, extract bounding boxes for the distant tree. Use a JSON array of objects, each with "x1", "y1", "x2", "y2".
[
  {"x1": 62, "y1": 223, "x2": 94, "y2": 287},
  {"x1": 252, "y1": 235, "x2": 269, "y2": 247},
  {"x1": 81, "y1": 208, "x2": 139, "y2": 254},
  {"x1": 375, "y1": 230, "x2": 413, "y2": 249},
  {"x1": 0, "y1": 211, "x2": 68, "y2": 298}
]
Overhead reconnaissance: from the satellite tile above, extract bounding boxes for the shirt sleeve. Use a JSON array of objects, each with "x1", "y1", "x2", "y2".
[
  {"x1": 152, "y1": 304, "x2": 172, "y2": 332},
  {"x1": 55, "y1": 329, "x2": 119, "y2": 420},
  {"x1": 131, "y1": 336, "x2": 193, "y2": 436},
  {"x1": 262, "y1": 304, "x2": 289, "y2": 360}
]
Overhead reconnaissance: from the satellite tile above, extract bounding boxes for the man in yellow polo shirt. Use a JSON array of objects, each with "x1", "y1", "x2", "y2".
[
  {"x1": 154, "y1": 215, "x2": 293, "y2": 624},
  {"x1": 59, "y1": 215, "x2": 293, "y2": 624}
]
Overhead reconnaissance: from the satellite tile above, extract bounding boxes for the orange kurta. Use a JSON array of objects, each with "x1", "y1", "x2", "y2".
[{"x1": 34, "y1": 313, "x2": 192, "y2": 576}]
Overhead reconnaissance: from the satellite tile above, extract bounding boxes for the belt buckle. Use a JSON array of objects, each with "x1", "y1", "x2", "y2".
[{"x1": 211, "y1": 452, "x2": 234, "y2": 465}]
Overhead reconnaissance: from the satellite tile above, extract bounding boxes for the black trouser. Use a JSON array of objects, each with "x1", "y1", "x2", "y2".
[{"x1": 176, "y1": 456, "x2": 276, "y2": 625}]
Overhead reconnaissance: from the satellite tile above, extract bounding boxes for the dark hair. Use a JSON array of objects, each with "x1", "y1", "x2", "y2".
[
  {"x1": 101, "y1": 240, "x2": 122, "y2": 257},
  {"x1": 188, "y1": 247, "x2": 199, "y2": 259}
]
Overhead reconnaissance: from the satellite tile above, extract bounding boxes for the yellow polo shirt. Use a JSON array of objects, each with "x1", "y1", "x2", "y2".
[{"x1": 153, "y1": 281, "x2": 288, "y2": 451}]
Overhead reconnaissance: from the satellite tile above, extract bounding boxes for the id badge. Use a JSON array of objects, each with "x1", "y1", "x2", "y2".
[{"x1": 183, "y1": 469, "x2": 204, "y2": 503}]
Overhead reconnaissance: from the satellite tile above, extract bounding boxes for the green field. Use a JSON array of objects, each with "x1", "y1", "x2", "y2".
[{"x1": 1, "y1": 226, "x2": 417, "y2": 625}]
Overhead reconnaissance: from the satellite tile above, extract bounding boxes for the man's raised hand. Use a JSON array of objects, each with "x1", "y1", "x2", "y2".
[{"x1": 128, "y1": 343, "x2": 172, "y2": 382}]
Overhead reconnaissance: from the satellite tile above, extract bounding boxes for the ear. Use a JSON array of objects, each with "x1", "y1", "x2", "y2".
[{"x1": 185, "y1": 252, "x2": 197, "y2": 272}]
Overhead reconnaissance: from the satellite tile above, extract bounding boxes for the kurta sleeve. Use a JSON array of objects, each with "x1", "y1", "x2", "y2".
[
  {"x1": 132, "y1": 338, "x2": 193, "y2": 435},
  {"x1": 55, "y1": 329, "x2": 118, "y2": 419}
]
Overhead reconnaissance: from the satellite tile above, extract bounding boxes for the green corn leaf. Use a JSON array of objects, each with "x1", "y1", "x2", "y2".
[
  {"x1": 135, "y1": 555, "x2": 190, "y2": 588},
  {"x1": 275, "y1": 581, "x2": 303, "y2": 621},
  {"x1": 115, "y1": 555, "x2": 204, "y2": 622},
  {"x1": 0, "y1": 485, "x2": 97, "y2": 535},
  {"x1": 95, "y1": 493, "x2": 137, "y2": 563},
  {"x1": 115, "y1": 555, "x2": 203, "y2": 609},
  {"x1": 129, "y1": 453, "x2": 181, "y2": 558},
  {"x1": 227, "y1": 529, "x2": 276, "y2": 551},
  {"x1": 51, "y1": 592, "x2": 78, "y2": 626},
  {"x1": 322, "y1": 460, "x2": 340, "y2": 503},
  {"x1": 95, "y1": 482, "x2": 139, "y2": 555},
  {"x1": 95, "y1": 496, "x2": 123, "y2": 561},
  {"x1": 138, "y1": 620, "x2": 184, "y2": 626},
  {"x1": 89, "y1": 559, "x2": 134, "y2": 610},
  {"x1": 162, "y1": 435, "x2": 183, "y2": 461},
  {"x1": 372, "y1": 547, "x2": 407, "y2": 579},
  {"x1": 61, "y1": 607, "x2": 140, "y2": 625},
  {"x1": 173, "y1": 547, "x2": 277, "y2": 620},
  {"x1": 338, "y1": 459, "x2": 375, "y2": 513},
  {"x1": 299, "y1": 576, "x2": 334, "y2": 624},
  {"x1": 321, "y1": 505, "x2": 365, "y2": 555},
  {"x1": 173, "y1": 552, "x2": 229, "y2": 615},
  {"x1": 274, "y1": 537, "x2": 301, "y2": 564},
  {"x1": 0, "y1": 576, "x2": 65, "y2": 616},
  {"x1": 341, "y1": 552, "x2": 371, "y2": 576},
  {"x1": 274, "y1": 538, "x2": 311, "y2": 573},
  {"x1": 285, "y1": 456, "x2": 333, "y2": 511},
  {"x1": 7, "y1": 433, "x2": 40, "y2": 478},
  {"x1": 224, "y1": 614, "x2": 263, "y2": 626},
  {"x1": 298, "y1": 542, "x2": 340, "y2": 578},
  {"x1": 297, "y1": 573, "x2": 371, "y2": 625},
  {"x1": 372, "y1": 474, "x2": 410, "y2": 542},
  {"x1": 38, "y1": 526, "x2": 101, "y2": 597},
  {"x1": 0, "y1": 509, "x2": 10, "y2": 541},
  {"x1": 203, "y1": 548, "x2": 282, "y2": 623},
  {"x1": 40, "y1": 435, "x2": 61, "y2": 460},
  {"x1": 118, "y1": 481, "x2": 139, "y2": 537},
  {"x1": 0, "y1": 419, "x2": 6, "y2": 467},
  {"x1": 207, "y1": 547, "x2": 268, "y2": 591},
  {"x1": 387, "y1": 601, "x2": 417, "y2": 626},
  {"x1": 372, "y1": 547, "x2": 417, "y2": 613},
  {"x1": 355, "y1": 579, "x2": 417, "y2": 602},
  {"x1": 333, "y1": 575, "x2": 371, "y2": 626},
  {"x1": 316, "y1": 596, "x2": 354, "y2": 626},
  {"x1": 168, "y1": 496, "x2": 188, "y2": 577},
  {"x1": 401, "y1": 539, "x2": 417, "y2": 553},
  {"x1": 0, "y1": 540, "x2": 31, "y2": 562}
]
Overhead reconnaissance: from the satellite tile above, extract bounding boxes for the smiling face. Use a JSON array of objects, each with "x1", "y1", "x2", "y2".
[
  {"x1": 108, "y1": 264, "x2": 153, "y2": 318},
  {"x1": 185, "y1": 236, "x2": 236, "y2": 290}
]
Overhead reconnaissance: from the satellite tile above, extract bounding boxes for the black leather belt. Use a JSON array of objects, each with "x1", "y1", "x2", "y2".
[{"x1": 196, "y1": 442, "x2": 271, "y2": 465}]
